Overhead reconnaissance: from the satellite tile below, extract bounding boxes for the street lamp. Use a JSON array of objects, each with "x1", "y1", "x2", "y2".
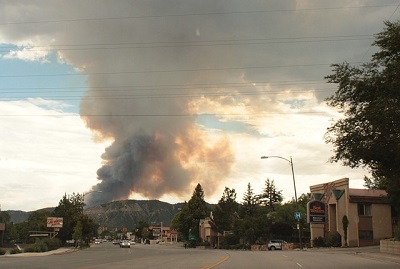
[{"x1": 260, "y1": 155, "x2": 302, "y2": 249}]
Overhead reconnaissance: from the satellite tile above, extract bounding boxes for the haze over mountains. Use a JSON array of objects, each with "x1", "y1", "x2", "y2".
[{"x1": 6, "y1": 200, "x2": 190, "y2": 229}]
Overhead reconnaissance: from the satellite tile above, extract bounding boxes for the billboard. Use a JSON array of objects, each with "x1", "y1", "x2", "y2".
[{"x1": 47, "y1": 217, "x2": 63, "y2": 228}]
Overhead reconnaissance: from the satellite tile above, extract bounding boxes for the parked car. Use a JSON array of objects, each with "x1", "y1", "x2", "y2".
[
  {"x1": 129, "y1": 240, "x2": 136, "y2": 245},
  {"x1": 112, "y1": 240, "x2": 120, "y2": 245},
  {"x1": 120, "y1": 240, "x2": 130, "y2": 248},
  {"x1": 268, "y1": 240, "x2": 286, "y2": 250}
]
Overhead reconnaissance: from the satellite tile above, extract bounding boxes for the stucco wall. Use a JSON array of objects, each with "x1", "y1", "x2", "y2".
[
  {"x1": 372, "y1": 204, "x2": 392, "y2": 240},
  {"x1": 380, "y1": 240, "x2": 400, "y2": 255},
  {"x1": 347, "y1": 203, "x2": 359, "y2": 247}
]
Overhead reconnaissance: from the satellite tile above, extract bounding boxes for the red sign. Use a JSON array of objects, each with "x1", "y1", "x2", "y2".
[{"x1": 47, "y1": 217, "x2": 63, "y2": 228}]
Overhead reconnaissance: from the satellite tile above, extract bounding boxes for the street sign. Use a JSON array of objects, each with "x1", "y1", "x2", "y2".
[{"x1": 294, "y1": 211, "x2": 302, "y2": 220}]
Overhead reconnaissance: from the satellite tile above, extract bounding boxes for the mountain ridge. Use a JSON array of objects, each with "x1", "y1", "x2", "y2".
[{"x1": 5, "y1": 200, "x2": 186, "y2": 229}]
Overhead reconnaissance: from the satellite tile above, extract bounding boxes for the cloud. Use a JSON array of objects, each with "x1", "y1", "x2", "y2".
[
  {"x1": 0, "y1": 0, "x2": 394, "y2": 209},
  {"x1": 3, "y1": 46, "x2": 51, "y2": 63},
  {"x1": 0, "y1": 100, "x2": 108, "y2": 210}
]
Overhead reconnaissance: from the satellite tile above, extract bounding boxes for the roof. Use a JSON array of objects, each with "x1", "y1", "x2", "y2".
[
  {"x1": 349, "y1": 189, "x2": 387, "y2": 197},
  {"x1": 349, "y1": 188, "x2": 388, "y2": 204}
]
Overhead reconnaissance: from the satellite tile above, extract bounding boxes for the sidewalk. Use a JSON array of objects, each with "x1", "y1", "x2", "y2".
[
  {"x1": 303, "y1": 245, "x2": 400, "y2": 264},
  {"x1": 0, "y1": 247, "x2": 77, "y2": 257}
]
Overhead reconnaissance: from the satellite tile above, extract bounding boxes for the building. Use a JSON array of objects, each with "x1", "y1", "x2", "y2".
[
  {"x1": 199, "y1": 218, "x2": 216, "y2": 244},
  {"x1": 309, "y1": 178, "x2": 392, "y2": 247},
  {"x1": 148, "y1": 226, "x2": 178, "y2": 243}
]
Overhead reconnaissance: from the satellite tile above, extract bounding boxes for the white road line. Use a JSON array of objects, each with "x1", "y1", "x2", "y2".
[{"x1": 296, "y1": 262, "x2": 303, "y2": 267}]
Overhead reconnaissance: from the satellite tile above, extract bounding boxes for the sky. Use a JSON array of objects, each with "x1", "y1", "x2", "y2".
[{"x1": 1, "y1": 0, "x2": 399, "y2": 211}]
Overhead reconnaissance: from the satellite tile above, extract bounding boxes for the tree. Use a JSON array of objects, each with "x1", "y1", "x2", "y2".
[
  {"x1": 325, "y1": 20, "x2": 400, "y2": 215},
  {"x1": 240, "y1": 182, "x2": 258, "y2": 217},
  {"x1": 170, "y1": 183, "x2": 208, "y2": 242},
  {"x1": 259, "y1": 179, "x2": 283, "y2": 210},
  {"x1": 72, "y1": 221, "x2": 83, "y2": 247},
  {"x1": 134, "y1": 221, "x2": 150, "y2": 241},
  {"x1": 342, "y1": 215, "x2": 349, "y2": 247},
  {"x1": 54, "y1": 193, "x2": 97, "y2": 245},
  {"x1": 212, "y1": 187, "x2": 239, "y2": 233}
]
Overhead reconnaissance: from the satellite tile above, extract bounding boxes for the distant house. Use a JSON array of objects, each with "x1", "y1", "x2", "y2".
[
  {"x1": 309, "y1": 178, "x2": 392, "y2": 247},
  {"x1": 148, "y1": 226, "x2": 178, "y2": 243}
]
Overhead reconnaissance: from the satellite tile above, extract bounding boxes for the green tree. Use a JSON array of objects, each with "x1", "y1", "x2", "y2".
[
  {"x1": 0, "y1": 211, "x2": 10, "y2": 224},
  {"x1": 54, "y1": 193, "x2": 97, "y2": 245},
  {"x1": 72, "y1": 221, "x2": 83, "y2": 247},
  {"x1": 134, "y1": 221, "x2": 150, "y2": 241},
  {"x1": 212, "y1": 187, "x2": 239, "y2": 233},
  {"x1": 325, "y1": 20, "x2": 400, "y2": 215},
  {"x1": 342, "y1": 215, "x2": 349, "y2": 247},
  {"x1": 0, "y1": 211, "x2": 11, "y2": 246},
  {"x1": 240, "y1": 182, "x2": 258, "y2": 217},
  {"x1": 259, "y1": 179, "x2": 283, "y2": 210},
  {"x1": 170, "y1": 184, "x2": 208, "y2": 242}
]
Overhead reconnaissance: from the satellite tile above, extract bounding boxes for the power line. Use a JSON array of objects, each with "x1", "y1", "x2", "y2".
[
  {"x1": 1, "y1": 4, "x2": 397, "y2": 26},
  {"x1": 0, "y1": 62, "x2": 355, "y2": 78},
  {"x1": 0, "y1": 88, "x2": 336, "y2": 101},
  {"x1": 0, "y1": 111, "x2": 333, "y2": 117},
  {"x1": 0, "y1": 35, "x2": 373, "y2": 52},
  {"x1": 0, "y1": 79, "x2": 326, "y2": 93}
]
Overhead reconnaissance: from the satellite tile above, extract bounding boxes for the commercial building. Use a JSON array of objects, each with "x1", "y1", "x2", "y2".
[{"x1": 309, "y1": 178, "x2": 392, "y2": 247}]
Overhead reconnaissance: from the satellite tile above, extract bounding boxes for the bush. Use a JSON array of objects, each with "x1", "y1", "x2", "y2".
[
  {"x1": 43, "y1": 238, "x2": 62, "y2": 250},
  {"x1": 199, "y1": 241, "x2": 211, "y2": 247},
  {"x1": 0, "y1": 248, "x2": 6, "y2": 255},
  {"x1": 23, "y1": 238, "x2": 62, "y2": 253},
  {"x1": 10, "y1": 248, "x2": 22, "y2": 255},
  {"x1": 394, "y1": 225, "x2": 400, "y2": 240},
  {"x1": 324, "y1": 232, "x2": 341, "y2": 247},
  {"x1": 312, "y1": 236, "x2": 324, "y2": 247}
]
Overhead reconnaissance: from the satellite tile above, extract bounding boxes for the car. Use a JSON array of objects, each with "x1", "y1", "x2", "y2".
[
  {"x1": 112, "y1": 240, "x2": 121, "y2": 245},
  {"x1": 268, "y1": 240, "x2": 286, "y2": 250},
  {"x1": 120, "y1": 240, "x2": 130, "y2": 248},
  {"x1": 129, "y1": 240, "x2": 136, "y2": 245}
]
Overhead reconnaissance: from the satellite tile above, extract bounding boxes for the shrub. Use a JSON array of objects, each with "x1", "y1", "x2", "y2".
[
  {"x1": 0, "y1": 248, "x2": 6, "y2": 255},
  {"x1": 24, "y1": 238, "x2": 49, "y2": 253},
  {"x1": 43, "y1": 238, "x2": 62, "y2": 250},
  {"x1": 312, "y1": 236, "x2": 324, "y2": 247},
  {"x1": 324, "y1": 232, "x2": 341, "y2": 247},
  {"x1": 10, "y1": 248, "x2": 22, "y2": 255},
  {"x1": 394, "y1": 225, "x2": 400, "y2": 241}
]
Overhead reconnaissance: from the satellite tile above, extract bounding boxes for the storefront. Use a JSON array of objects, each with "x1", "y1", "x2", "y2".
[{"x1": 309, "y1": 178, "x2": 392, "y2": 247}]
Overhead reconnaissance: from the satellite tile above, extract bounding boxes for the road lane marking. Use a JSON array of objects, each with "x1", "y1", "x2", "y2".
[
  {"x1": 296, "y1": 262, "x2": 303, "y2": 267},
  {"x1": 200, "y1": 255, "x2": 230, "y2": 269}
]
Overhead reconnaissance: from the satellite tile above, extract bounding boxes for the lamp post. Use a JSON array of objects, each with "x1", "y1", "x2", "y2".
[{"x1": 261, "y1": 155, "x2": 302, "y2": 249}]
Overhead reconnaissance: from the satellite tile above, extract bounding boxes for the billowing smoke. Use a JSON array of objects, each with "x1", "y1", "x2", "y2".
[
  {"x1": 0, "y1": 0, "x2": 237, "y2": 206},
  {"x1": 73, "y1": 1, "x2": 237, "y2": 206}
]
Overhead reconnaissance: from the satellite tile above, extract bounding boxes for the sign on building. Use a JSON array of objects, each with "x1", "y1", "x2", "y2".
[
  {"x1": 307, "y1": 201, "x2": 326, "y2": 223},
  {"x1": 47, "y1": 217, "x2": 63, "y2": 228}
]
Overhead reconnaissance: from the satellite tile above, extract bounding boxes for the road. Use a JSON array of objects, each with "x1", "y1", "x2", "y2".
[{"x1": 0, "y1": 242, "x2": 399, "y2": 269}]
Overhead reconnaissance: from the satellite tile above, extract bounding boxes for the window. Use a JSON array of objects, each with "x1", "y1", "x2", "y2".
[
  {"x1": 358, "y1": 204, "x2": 371, "y2": 216},
  {"x1": 359, "y1": 230, "x2": 373, "y2": 240}
]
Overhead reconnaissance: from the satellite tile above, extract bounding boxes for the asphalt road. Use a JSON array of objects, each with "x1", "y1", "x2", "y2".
[{"x1": 0, "y1": 243, "x2": 399, "y2": 269}]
